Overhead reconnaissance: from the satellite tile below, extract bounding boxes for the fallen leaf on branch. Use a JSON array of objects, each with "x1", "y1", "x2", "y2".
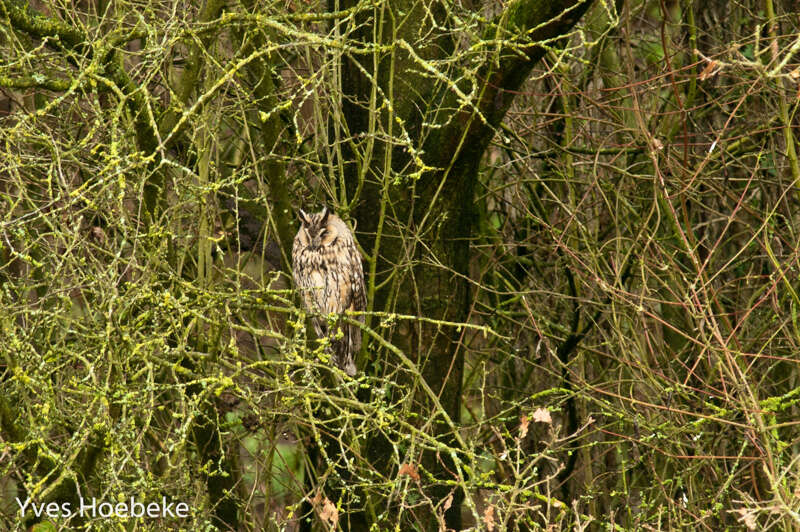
[
  {"x1": 398, "y1": 462, "x2": 420, "y2": 482},
  {"x1": 533, "y1": 407, "x2": 552, "y2": 424},
  {"x1": 484, "y1": 505, "x2": 495, "y2": 531},
  {"x1": 320, "y1": 497, "x2": 338, "y2": 528}
]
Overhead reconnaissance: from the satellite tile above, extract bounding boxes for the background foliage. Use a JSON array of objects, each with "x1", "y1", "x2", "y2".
[{"x1": 2, "y1": 0, "x2": 800, "y2": 530}]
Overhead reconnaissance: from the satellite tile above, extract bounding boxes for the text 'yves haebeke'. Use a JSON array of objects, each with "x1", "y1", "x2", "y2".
[{"x1": 16, "y1": 497, "x2": 190, "y2": 519}]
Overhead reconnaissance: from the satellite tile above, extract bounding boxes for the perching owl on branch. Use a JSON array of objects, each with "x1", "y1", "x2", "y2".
[{"x1": 292, "y1": 207, "x2": 366, "y2": 376}]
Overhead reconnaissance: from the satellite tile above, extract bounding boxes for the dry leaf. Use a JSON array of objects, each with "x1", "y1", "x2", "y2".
[
  {"x1": 398, "y1": 463, "x2": 420, "y2": 482},
  {"x1": 483, "y1": 505, "x2": 495, "y2": 532},
  {"x1": 519, "y1": 414, "x2": 529, "y2": 439},
  {"x1": 698, "y1": 59, "x2": 719, "y2": 81},
  {"x1": 320, "y1": 497, "x2": 339, "y2": 528},
  {"x1": 734, "y1": 507, "x2": 757, "y2": 531},
  {"x1": 442, "y1": 494, "x2": 453, "y2": 512},
  {"x1": 533, "y1": 407, "x2": 552, "y2": 424}
]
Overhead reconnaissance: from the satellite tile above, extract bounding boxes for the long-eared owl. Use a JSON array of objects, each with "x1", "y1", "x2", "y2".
[{"x1": 292, "y1": 207, "x2": 366, "y2": 376}]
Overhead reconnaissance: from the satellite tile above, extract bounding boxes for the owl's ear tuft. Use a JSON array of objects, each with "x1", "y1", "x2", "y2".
[
  {"x1": 298, "y1": 209, "x2": 311, "y2": 226},
  {"x1": 320, "y1": 206, "x2": 330, "y2": 224}
]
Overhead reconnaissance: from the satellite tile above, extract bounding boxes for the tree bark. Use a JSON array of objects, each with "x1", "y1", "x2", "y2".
[{"x1": 335, "y1": 0, "x2": 595, "y2": 529}]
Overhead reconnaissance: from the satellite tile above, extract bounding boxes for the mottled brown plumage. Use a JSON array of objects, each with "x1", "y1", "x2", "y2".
[{"x1": 292, "y1": 207, "x2": 366, "y2": 376}]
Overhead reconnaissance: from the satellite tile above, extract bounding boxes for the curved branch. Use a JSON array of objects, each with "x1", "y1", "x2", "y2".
[
  {"x1": 0, "y1": 0, "x2": 85, "y2": 48},
  {"x1": 428, "y1": 0, "x2": 595, "y2": 172}
]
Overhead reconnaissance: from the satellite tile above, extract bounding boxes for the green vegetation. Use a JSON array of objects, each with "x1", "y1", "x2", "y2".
[{"x1": 2, "y1": 0, "x2": 799, "y2": 530}]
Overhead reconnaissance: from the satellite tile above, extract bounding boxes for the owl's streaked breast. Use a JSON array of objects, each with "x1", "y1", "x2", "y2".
[{"x1": 292, "y1": 207, "x2": 366, "y2": 376}]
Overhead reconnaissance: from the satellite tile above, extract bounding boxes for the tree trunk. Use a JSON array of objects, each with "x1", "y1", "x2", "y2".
[{"x1": 334, "y1": 1, "x2": 595, "y2": 528}]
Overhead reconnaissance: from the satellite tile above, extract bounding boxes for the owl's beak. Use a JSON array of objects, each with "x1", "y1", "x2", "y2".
[{"x1": 311, "y1": 236, "x2": 321, "y2": 249}]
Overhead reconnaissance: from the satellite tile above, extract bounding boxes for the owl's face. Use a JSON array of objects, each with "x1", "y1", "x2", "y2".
[{"x1": 296, "y1": 207, "x2": 340, "y2": 251}]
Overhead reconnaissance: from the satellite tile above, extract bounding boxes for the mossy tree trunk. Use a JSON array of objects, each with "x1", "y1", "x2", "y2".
[{"x1": 335, "y1": 1, "x2": 595, "y2": 528}]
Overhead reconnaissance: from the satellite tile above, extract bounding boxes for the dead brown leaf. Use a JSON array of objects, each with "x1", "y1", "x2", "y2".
[
  {"x1": 698, "y1": 59, "x2": 719, "y2": 81},
  {"x1": 732, "y1": 507, "x2": 757, "y2": 530},
  {"x1": 519, "y1": 414, "x2": 529, "y2": 439},
  {"x1": 533, "y1": 407, "x2": 552, "y2": 424},
  {"x1": 320, "y1": 497, "x2": 339, "y2": 528},
  {"x1": 398, "y1": 462, "x2": 420, "y2": 482},
  {"x1": 442, "y1": 493, "x2": 453, "y2": 512},
  {"x1": 483, "y1": 505, "x2": 495, "y2": 532}
]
